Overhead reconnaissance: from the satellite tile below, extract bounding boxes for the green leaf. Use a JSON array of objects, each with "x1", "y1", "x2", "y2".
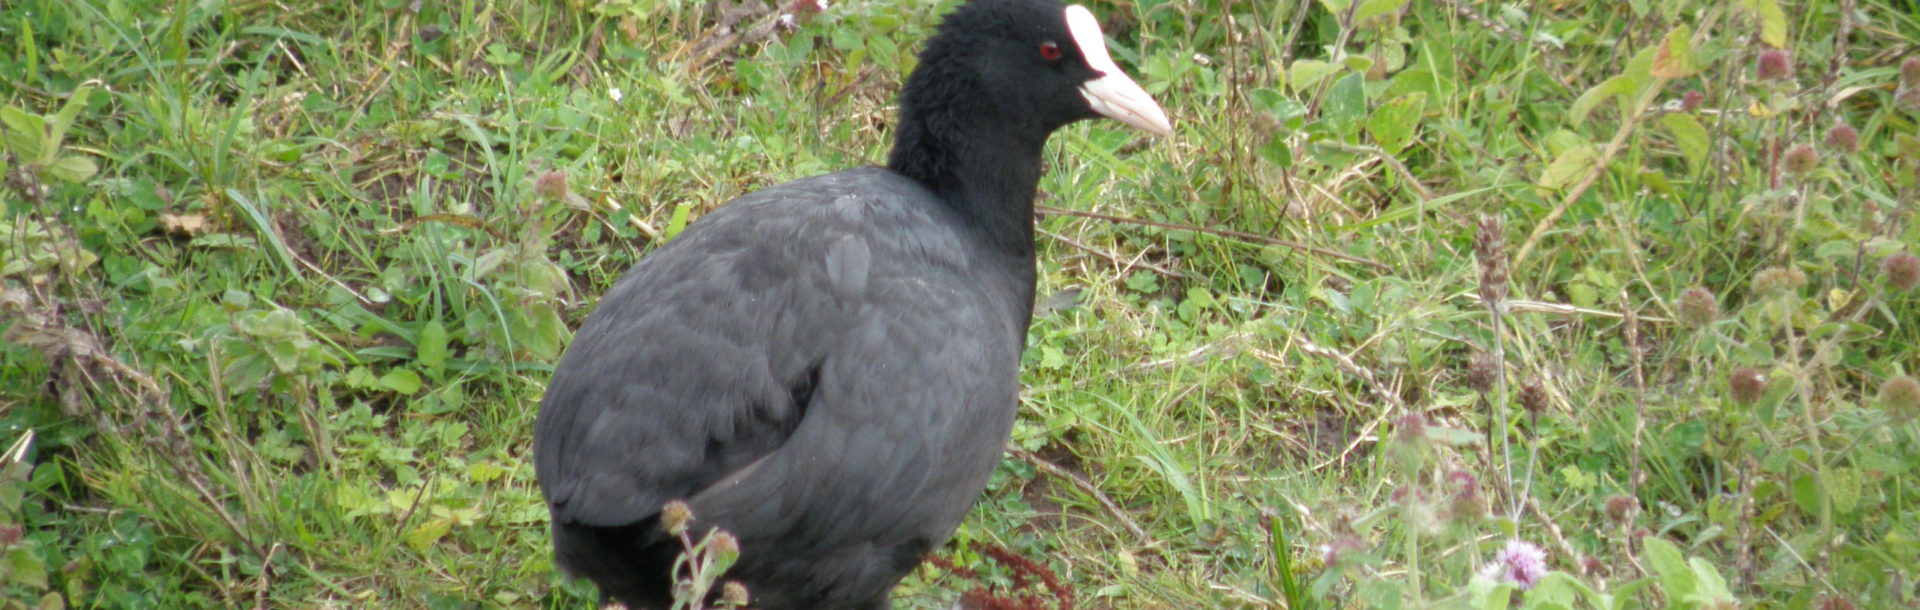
[
  {"x1": 1829, "y1": 467, "x2": 1861, "y2": 514},
  {"x1": 1366, "y1": 93, "x2": 1424, "y2": 153},
  {"x1": 1746, "y1": 0, "x2": 1788, "y2": 47},
  {"x1": 417, "y1": 319, "x2": 449, "y2": 375},
  {"x1": 1537, "y1": 145, "x2": 1600, "y2": 191},
  {"x1": 1660, "y1": 113, "x2": 1709, "y2": 173},
  {"x1": 1688, "y1": 557, "x2": 1737, "y2": 604},
  {"x1": 1641, "y1": 536, "x2": 1696, "y2": 600},
  {"x1": 44, "y1": 155, "x2": 96, "y2": 183},
  {"x1": 1569, "y1": 76, "x2": 1635, "y2": 125},
  {"x1": 46, "y1": 84, "x2": 96, "y2": 158},
  {"x1": 1288, "y1": 60, "x2": 1336, "y2": 95},
  {"x1": 663, "y1": 202, "x2": 694, "y2": 241},
  {"x1": 1321, "y1": 72, "x2": 1368, "y2": 135},
  {"x1": 4, "y1": 546, "x2": 48, "y2": 589},
  {"x1": 1, "y1": 106, "x2": 44, "y2": 159},
  {"x1": 380, "y1": 369, "x2": 423, "y2": 395},
  {"x1": 1353, "y1": 0, "x2": 1412, "y2": 23},
  {"x1": 1650, "y1": 26, "x2": 1700, "y2": 78}
]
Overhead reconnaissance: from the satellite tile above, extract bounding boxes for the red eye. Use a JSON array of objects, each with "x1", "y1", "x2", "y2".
[{"x1": 1039, "y1": 41, "x2": 1062, "y2": 61}]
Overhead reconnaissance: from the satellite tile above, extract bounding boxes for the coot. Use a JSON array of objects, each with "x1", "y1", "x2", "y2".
[{"x1": 535, "y1": 1, "x2": 1170, "y2": 607}]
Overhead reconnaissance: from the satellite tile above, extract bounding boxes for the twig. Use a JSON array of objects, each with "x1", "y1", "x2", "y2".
[
  {"x1": 1037, "y1": 227, "x2": 1186, "y2": 279},
  {"x1": 1459, "y1": 292, "x2": 1675, "y2": 323},
  {"x1": 1035, "y1": 205, "x2": 1390, "y2": 271},
  {"x1": 1010, "y1": 448, "x2": 1149, "y2": 540}
]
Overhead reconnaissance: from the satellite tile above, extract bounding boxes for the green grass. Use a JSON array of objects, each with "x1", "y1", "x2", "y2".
[{"x1": 4, "y1": 0, "x2": 1920, "y2": 607}]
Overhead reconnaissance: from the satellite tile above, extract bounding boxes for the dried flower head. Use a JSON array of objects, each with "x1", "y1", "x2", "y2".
[
  {"x1": 1467, "y1": 349, "x2": 1497, "y2": 392},
  {"x1": 1393, "y1": 412, "x2": 1428, "y2": 444},
  {"x1": 722, "y1": 581, "x2": 752, "y2": 606},
  {"x1": 1446, "y1": 470, "x2": 1483, "y2": 522},
  {"x1": 1475, "y1": 215, "x2": 1509, "y2": 308},
  {"x1": 1899, "y1": 87, "x2": 1920, "y2": 111},
  {"x1": 1729, "y1": 368, "x2": 1767, "y2": 405},
  {"x1": 661, "y1": 500, "x2": 695, "y2": 535},
  {"x1": 1581, "y1": 555, "x2": 1610, "y2": 578},
  {"x1": 709, "y1": 530, "x2": 741, "y2": 557},
  {"x1": 1481, "y1": 539, "x2": 1549, "y2": 591},
  {"x1": 1681, "y1": 90, "x2": 1705, "y2": 111},
  {"x1": 1816, "y1": 594, "x2": 1858, "y2": 610},
  {"x1": 534, "y1": 169, "x2": 569, "y2": 201},
  {"x1": 1676, "y1": 287, "x2": 1718, "y2": 326},
  {"x1": 1757, "y1": 49, "x2": 1792, "y2": 81},
  {"x1": 1823, "y1": 124, "x2": 1860, "y2": 154},
  {"x1": 1604, "y1": 495, "x2": 1638, "y2": 523},
  {"x1": 1880, "y1": 375, "x2": 1920, "y2": 415},
  {"x1": 1753, "y1": 266, "x2": 1807, "y2": 297},
  {"x1": 1518, "y1": 377, "x2": 1547, "y2": 416},
  {"x1": 1782, "y1": 143, "x2": 1819, "y2": 174},
  {"x1": 1904, "y1": 56, "x2": 1920, "y2": 87},
  {"x1": 1883, "y1": 253, "x2": 1920, "y2": 291}
]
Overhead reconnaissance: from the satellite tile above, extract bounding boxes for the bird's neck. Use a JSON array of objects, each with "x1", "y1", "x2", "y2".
[{"x1": 886, "y1": 113, "x2": 1046, "y2": 259}]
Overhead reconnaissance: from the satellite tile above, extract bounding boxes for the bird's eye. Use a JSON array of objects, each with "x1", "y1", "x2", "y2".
[{"x1": 1039, "y1": 41, "x2": 1062, "y2": 61}]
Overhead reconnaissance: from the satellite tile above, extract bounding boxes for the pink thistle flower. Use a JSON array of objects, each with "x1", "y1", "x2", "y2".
[{"x1": 1482, "y1": 539, "x2": 1549, "y2": 590}]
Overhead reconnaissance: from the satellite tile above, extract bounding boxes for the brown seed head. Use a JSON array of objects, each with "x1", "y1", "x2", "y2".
[
  {"x1": 1903, "y1": 56, "x2": 1920, "y2": 86},
  {"x1": 1823, "y1": 124, "x2": 1859, "y2": 154},
  {"x1": 534, "y1": 169, "x2": 569, "y2": 201},
  {"x1": 1880, "y1": 376, "x2": 1920, "y2": 415},
  {"x1": 1882, "y1": 253, "x2": 1920, "y2": 291},
  {"x1": 1816, "y1": 594, "x2": 1857, "y2": 610},
  {"x1": 1518, "y1": 377, "x2": 1547, "y2": 416},
  {"x1": 1676, "y1": 287, "x2": 1718, "y2": 326},
  {"x1": 1782, "y1": 143, "x2": 1819, "y2": 174},
  {"x1": 1393, "y1": 412, "x2": 1428, "y2": 444},
  {"x1": 1681, "y1": 90, "x2": 1705, "y2": 111},
  {"x1": 1729, "y1": 368, "x2": 1766, "y2": 405},
  {"x1": 1475, "y1": 215, "x2": 1509, "y2": 307},
  {"x1": 1467, "y1": 349, "x2": 1497, "y2": 392},
  {"x1": 1757, "y1": 49, "x2": 1792, "y2": 80},
  {"x1": 1604, "y1": 495, "x2": 1638, "y2": 524},
  {"x1": 661, "y1": 500, "x2": 694, "y2": 535}
]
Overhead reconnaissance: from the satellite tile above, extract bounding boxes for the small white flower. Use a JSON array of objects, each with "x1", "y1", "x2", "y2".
[{"x1": 608, "y1": 87, "x2": 623, "y2": 102}]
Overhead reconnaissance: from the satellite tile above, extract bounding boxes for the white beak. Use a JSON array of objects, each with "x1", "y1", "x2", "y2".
[{"x1": 1065, "y1": 5, "x2": 1173, "y2": 136}]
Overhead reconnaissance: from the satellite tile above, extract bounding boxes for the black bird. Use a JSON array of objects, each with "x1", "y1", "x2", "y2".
[{"x1": 534, "y1": 0, "x2": 1170, "y2": 607}]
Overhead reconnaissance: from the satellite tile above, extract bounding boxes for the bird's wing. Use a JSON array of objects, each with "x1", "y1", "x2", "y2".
[{"x1": 534, "y1": 168, "x2": 1022, "y2": 535}]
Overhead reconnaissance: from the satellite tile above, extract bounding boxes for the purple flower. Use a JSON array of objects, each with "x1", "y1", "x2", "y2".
[{"x1": 1482, "y1": 539, "x2": 1548, "y2": 590}]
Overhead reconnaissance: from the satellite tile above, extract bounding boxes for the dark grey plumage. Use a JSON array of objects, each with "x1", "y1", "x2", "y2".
[{"x1": 534, "y1": 0, "x2": 1168, "y2": 607}]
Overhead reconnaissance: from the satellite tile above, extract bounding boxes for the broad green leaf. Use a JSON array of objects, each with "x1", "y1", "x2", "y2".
[
  {"x1": 1651, "y1": 26, "x2": 1700, "y2": 78},
  {"x1": 1366, "y1": 93, "x2": 1424, "y2": 153},
  {"x1": 1537, "y1": 145, "x2": 1600, "y2": 191},
  {"x1": 1321, "y1": 72, "x2": 1368, "y2": 136},
  {"x1": 380, "y1": 369, "x2": 423, "y2": 395},
  {"x1": 1661, "y1": 113, "x2": 1709, "y2": 173},
  {"x1": 1, "y1": 106, "x2": 43, "y2": 159},
  {"x1": 1747, "y1": 0, "x2": 1788, "y2": 47},
  {"x1": 47, "y1": 84, "x2": 96, "y2": 157},
  {"x1": 1570, "y1": 75, "x2": 1636, "y2": 125},
  {"x1": 44, "y1": 155, "x2": 96, "y2": 183},
  {"x1": 1355, "y1": 0, "x2": 1412, "y2": 23},
  {"x1": 1288, "y1": 60, "x2": 1336, "y2": 95},
  {"x1": 1642, "y1": 537, "x2": 1696, "y2": 600},
  {"x1": 1688, "y1": 557, "x2": 1738, "y2": 604},
  {"x1": 417, "y1": 319, "x2": 449, "y2": 374},
  {"x1": 1829, "y1": 467, "x2": 1861, "y2": 514}
]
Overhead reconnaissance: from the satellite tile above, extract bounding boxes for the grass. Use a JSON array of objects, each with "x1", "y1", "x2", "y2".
[{"x1": 4, "y1": 0, "x2": 1920, "y2": 607}]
